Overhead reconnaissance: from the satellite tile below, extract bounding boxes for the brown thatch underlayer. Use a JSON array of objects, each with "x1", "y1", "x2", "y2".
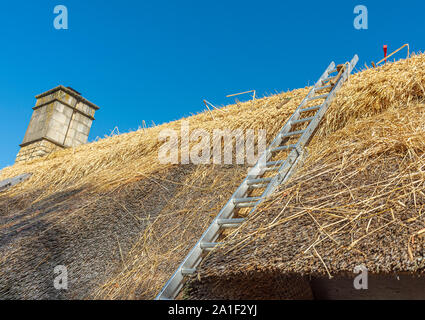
[
  {"x1": 185, "y1": 271, "x2": 314, "y2": 300},
  {"x1": 0, "y1": 164, "x2": 247, "y2": 299},
  {"x1": 186, "y1": 272, "x2": 425, "y2": 300}
]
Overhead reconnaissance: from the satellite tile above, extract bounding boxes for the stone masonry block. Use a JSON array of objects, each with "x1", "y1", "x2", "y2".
[{"x1": 16, "y1": 86, "x2": 99, "y2": 163}]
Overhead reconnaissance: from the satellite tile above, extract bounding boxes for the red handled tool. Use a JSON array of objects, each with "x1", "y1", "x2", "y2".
[{"x1": 383, "y1": 45, "x2": 388, "y2": 63}]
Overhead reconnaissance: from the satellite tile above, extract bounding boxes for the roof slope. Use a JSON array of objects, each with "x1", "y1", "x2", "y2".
[{"x1": 1, "y1": 54, "x2": 424, "y2": 299}]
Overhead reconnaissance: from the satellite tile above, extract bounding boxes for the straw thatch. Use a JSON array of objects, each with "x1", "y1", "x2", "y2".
[
  {"x1": 1, "y1": 53, "x2": 424, "y2": 299},
  {"x1": 0, "y1": 81, "x2": 307, "y2": 299},
  {"x1": 186, "y1": 55, "x2": 425, "y2": 299}
]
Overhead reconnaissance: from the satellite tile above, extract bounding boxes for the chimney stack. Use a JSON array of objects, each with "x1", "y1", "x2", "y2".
[{"x1": 16, "y1": 85, "x2": 100, "y2": 163}]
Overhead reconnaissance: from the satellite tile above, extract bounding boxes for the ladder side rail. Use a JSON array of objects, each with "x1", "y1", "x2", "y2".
[
  {"x1": 156, "y1": 175, "x2": 252, "y2": 299},
  {"x1": 253, "y1": 60, "x2": 337, "y2": 204},
  {"x1": 156, "y1": 61, "x2": 339, "y2": 299},
  {"x1": 245, "y1": 60, "x2": 336, "y2": 185},
  {"x1": 244, "y1": 61, "x2": 339, "y2": 214},
  {"x1": 157, "y1": 118, "x2": 290, "y2": 299},
  {"x1": 254, "y1": 148, "x2": 299, "y2": 207},
  {"x1": 229, "y1": 61, "x2": 338, "y2": 216},
  {"x1": 296, "y1": 55, "x2": 359, "y2": 151},
  {"x1": 156, "y1": 56, "x2": 358, "y2": 300},
  {"x1": 157, "y1": 148, "x2": 273, "y2": 299},
  {"x1": 252, "y1": 55, "x2": 358, "y2": 208},
  {"x1": 278, "y1": 55, "x2": 359, "y2": 189},
  {"x1": 266, "y1": 62, "x2": 336, "y2": 154}
]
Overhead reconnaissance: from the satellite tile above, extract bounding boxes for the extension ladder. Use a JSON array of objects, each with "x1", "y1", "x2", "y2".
[{"x1": 156, "y1": 54, "x2": 359, "y2": 300}]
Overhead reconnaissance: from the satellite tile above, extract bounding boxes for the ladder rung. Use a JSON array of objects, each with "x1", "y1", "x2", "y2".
[
  {"x1": 309, "y1": 94, "x2": 328, "y2": 101},
  {"x1": 263, "y1": 166, "x2": 280, "y2": 172},
  {"x1": 282, "y1": 129, "x2": 306, "y2": 138},
  {"x1": 181, "y1": 268, "x2": 196, "y2": 275},
  {"x1": 266, "y1": 160, "x2": 284, "y2": 167},
  {"x1": 235, "y1": 202, "x2": 257, "y2": 208},
  {"x1": 234, "y1": 197, "x2": 261, "y2": 204},
  {"x1": 292, "y1": 117, "x2": 315, "y2": 125},
  {"x1": 328, "y1": 68, "x2": 338, "y2": 74},
  {"x1": 247, "y1": 177, "x2": 273, "y2": 185},
  {"x1": 315, "y1": 84, "x2": 332, "y2": 91},
  {"x1": 271, "y1": 144, "x2": 296, "y2": 153},
  {"x1": 200, "y1": 242, "x2": 219, "y2": 251},
  {"x1": 323, "y1": 75, "x2": 338, "y2": 83},
  {"x1": 249, "y1": 183, "x2": 269, "y2": 189},
  {"x1": 217, "y1": 218, "x2": 245, "y2": 228},
  {"x1": 300, "y1": 105, "x2": 321, "y2": 113}
]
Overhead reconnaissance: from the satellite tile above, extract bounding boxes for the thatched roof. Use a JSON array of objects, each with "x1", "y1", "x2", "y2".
[
  {"x1": 186, "y1": 54, "x2": 425, "y2": 299},
  {"x1": 1, "y1": 54, "x2": 424, "y2": 299},
  {"x1": 0, "y1": 81, "x2": 306, "y2": 299},
  {"x1": 190, "y1": 104, "x2": 425, "y2": 275}
]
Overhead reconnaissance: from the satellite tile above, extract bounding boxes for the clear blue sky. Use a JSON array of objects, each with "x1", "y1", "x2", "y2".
[{"x1": 0, "y1": 0, "x2": 424, "y2": 169}]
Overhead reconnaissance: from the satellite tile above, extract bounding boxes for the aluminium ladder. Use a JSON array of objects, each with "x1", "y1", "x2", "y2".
[{"x1": 156, "y1": 54, "x2": 359, "y2": 300}]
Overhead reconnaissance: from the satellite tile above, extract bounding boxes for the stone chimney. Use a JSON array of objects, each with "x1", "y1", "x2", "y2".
[{"x1": 16, "y1": 86, "x2": 100, "y2": 163}]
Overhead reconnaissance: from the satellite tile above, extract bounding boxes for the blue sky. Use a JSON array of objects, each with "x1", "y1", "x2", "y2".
[{"x1": 0, "y1": 0, "x2": 424, "y2": 169}]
